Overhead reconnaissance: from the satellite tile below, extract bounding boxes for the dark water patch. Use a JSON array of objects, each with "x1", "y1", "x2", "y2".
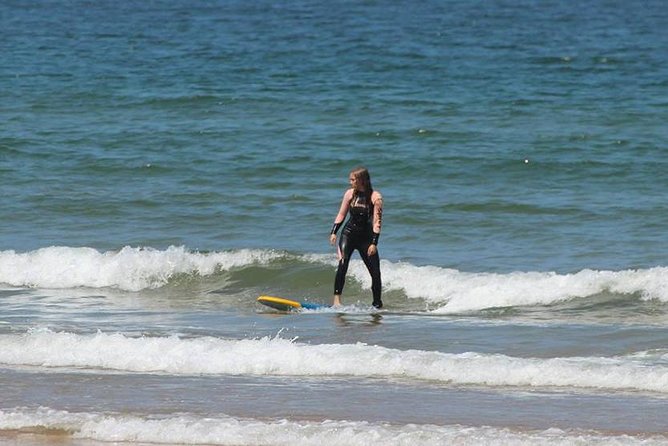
[
  {"x1": 442, "y1": 201, "x2": 583, "y2": 217},
  {"x1": 523, "y1": 292, "x2": 668, "y2": 325}
]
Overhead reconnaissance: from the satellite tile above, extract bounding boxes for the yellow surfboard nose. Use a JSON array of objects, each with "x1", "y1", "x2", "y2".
[{"x1": 257, "y1": 295, "x2": 303, "y2": 311}]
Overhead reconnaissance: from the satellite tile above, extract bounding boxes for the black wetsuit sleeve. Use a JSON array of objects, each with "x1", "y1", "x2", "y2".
[{"x1": 331, "y1": 222, "x2": 342, "y2": 235}]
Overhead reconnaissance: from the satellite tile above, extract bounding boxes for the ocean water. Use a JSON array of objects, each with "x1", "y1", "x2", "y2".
[{"x1": 2, "y1": 0, "x2": 668, "y2": 444}]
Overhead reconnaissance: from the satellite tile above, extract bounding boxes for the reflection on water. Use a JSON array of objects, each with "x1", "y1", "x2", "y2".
[{"x1": 335, "y1": 312, "x2": 384, "y2": 327}]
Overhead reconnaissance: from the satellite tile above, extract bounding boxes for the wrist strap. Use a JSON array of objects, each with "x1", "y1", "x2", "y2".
[
  {"x1": 371, "y1": 232, "x2": 380, "y2": 245},
  {"x1": 330, "y1": 222, "x2": 342, "y2": 235}
]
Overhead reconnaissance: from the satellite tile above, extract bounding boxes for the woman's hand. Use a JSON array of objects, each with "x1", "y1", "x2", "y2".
[
  {"x1": 329, "y1": 234, "x2": 337, "y2": 245},
  {"x1": 367, "y1": 244, "x2": 377, "y2": 256}
]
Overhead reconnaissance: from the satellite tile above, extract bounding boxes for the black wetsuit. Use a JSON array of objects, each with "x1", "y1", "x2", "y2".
[{"x1": 334, "y1": 193, "x2": 382, "y2": 308}]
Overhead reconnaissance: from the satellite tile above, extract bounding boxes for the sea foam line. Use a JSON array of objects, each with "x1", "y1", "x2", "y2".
[
  {"x1": 375, "y1": 262, "x2": 668, "y2": 312},
  {"x1": 1, "y1": 407, "x2": 666, "y2": 446},
  {"x1": 2, "y1": 245, "x2": 668, "y2": 311},
  {"x1": 0, "y1": 245, "x2": 283, "y2": 291},
  {"x1": 1, "y1": 330, "x2": 668, "y2": 394}
]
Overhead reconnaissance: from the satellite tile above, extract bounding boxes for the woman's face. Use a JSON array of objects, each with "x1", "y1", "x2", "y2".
[{"x1": 349, "y1": 174, "x2": 361, "y2": 191}]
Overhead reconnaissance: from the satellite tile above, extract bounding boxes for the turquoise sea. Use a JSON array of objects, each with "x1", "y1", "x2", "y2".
[{"x1": 2, "y1": 1, "x2": 668, "y2": 444}]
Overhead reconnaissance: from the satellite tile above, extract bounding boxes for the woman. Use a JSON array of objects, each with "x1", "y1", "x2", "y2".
[{"x1": 329, "y1": 167, "x2": 383, "y2": 308}]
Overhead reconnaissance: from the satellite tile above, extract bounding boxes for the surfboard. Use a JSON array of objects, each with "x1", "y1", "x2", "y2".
[{"x1": 257, "y1": 295, "x2": 328, "y2": 312}]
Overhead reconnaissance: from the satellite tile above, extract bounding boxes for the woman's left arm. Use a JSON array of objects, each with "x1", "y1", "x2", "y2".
[
  {"x1": 368, "y1": 192, "x2": 383, "y2": 255},
  {"x1": 372, "y1": 192, "x2": 383, "y2": 235}
]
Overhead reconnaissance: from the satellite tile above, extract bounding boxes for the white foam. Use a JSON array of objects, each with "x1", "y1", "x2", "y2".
[
  {"x1": 2, "y1": 245, "x2": 668, "y2": 311},
  {"x1": 0, "y1": 246, "x2": 284, "y2": 291},
  {"x1": 373, "y1": 262, "x2": 668, "y2": 312},
  {"x1": 304, "y1": 255, "x2": 668, "y2": 311},
  {"x1": 1, "y1": 407, "x2": 665, "y2": 446},
  {"x1": 2, "y1": 330, "x2": 668, "y2": 394}
]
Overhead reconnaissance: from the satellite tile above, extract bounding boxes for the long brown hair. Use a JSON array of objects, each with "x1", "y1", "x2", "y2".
[{"x1": 350, "y1": 166, "x2": 373, "y2": 203}]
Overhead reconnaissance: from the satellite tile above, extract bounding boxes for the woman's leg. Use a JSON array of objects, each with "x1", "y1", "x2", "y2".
[
  {"x1": 359, "y1": 243, "x2": 382, "y2": 308},
  {"x1": 333, "y1": 232, "x2": 355, "y2": 305}
]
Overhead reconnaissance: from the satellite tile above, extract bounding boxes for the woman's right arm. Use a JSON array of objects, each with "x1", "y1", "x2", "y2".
[{"x1": 329, "y1": 189, "x2": 352, "y2": 244}]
